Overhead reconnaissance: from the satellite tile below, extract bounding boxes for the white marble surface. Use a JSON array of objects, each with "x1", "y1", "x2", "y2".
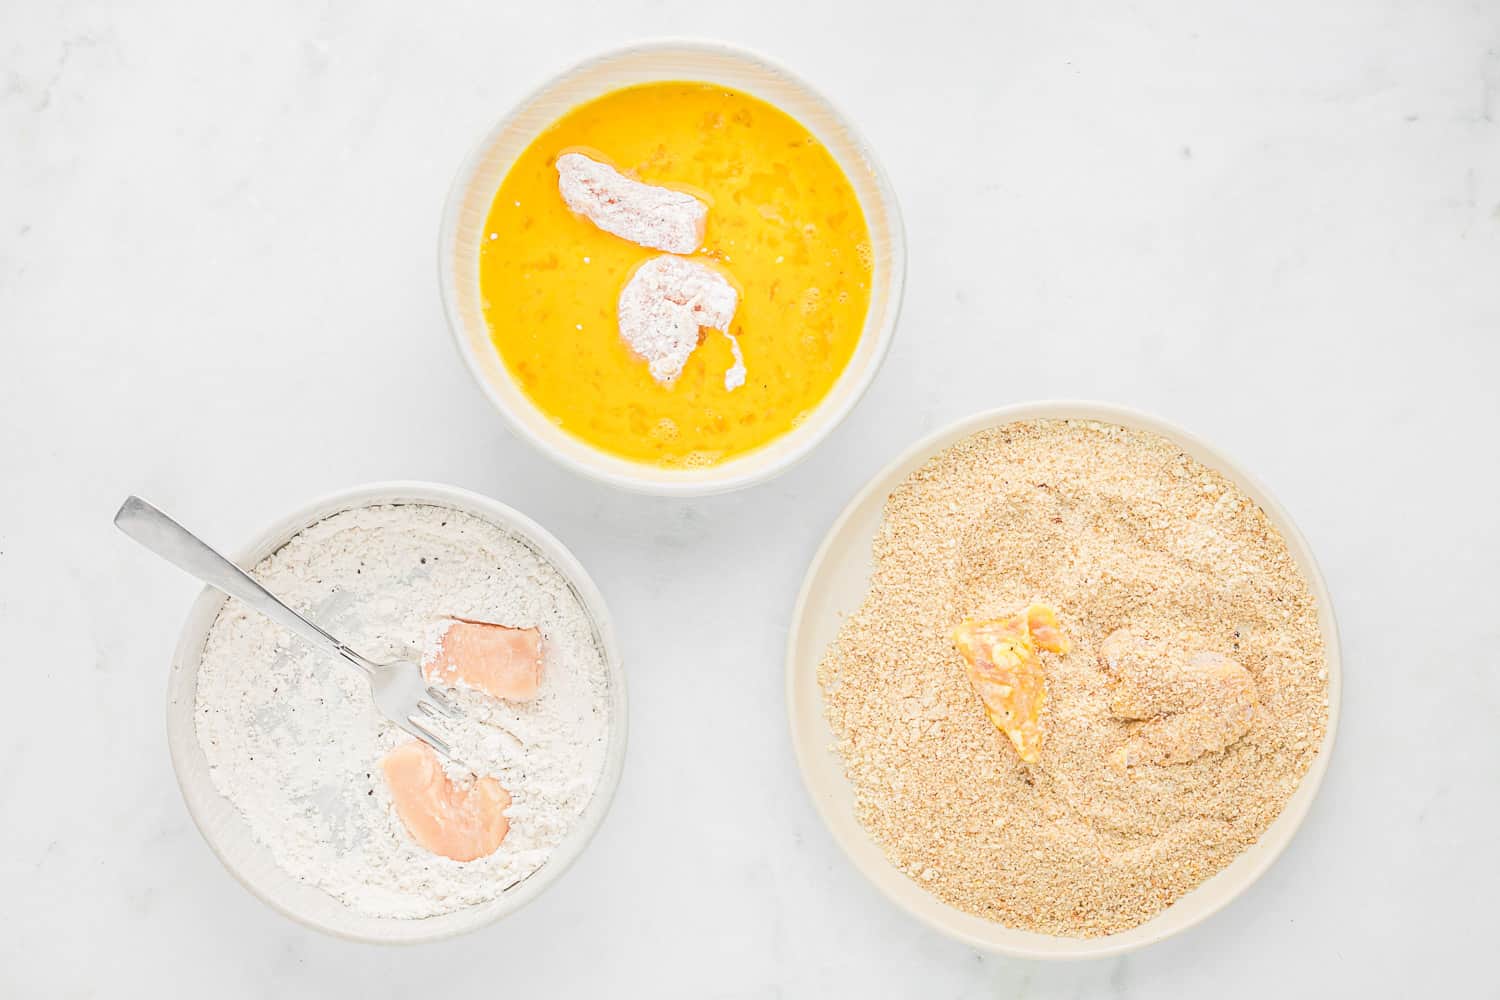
[{"x1": 3, "y1": 0, "x2": 1498, "y2": 994}]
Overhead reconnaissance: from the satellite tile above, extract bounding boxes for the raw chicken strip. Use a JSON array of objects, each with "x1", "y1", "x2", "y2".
[
  {"x1": 950, "y1": 604, "x2": 1070, "y2": 764},
  {"x1": 555, "y1": 152, "x2": 708, "y2": 253},
  {"x1": 1099, "y1": 628, "x2": 1259, "y2": 769},
  {"x1": 422, "y1": 618, "x2": 543, "y2": 702},
  {"x1": 617, "y1": 255, "x2": 738, "y2": 385},
  {"x1": 381, "y1": 740, "x2": 511, "y2": 862}
]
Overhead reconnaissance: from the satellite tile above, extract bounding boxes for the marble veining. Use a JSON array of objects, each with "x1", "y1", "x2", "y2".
[{"x1": 2, "y1": 0, "x2": 1497, "y2": 996}]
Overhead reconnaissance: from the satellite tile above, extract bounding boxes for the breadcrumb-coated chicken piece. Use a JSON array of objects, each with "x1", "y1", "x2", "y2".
[{"x1": 1100, "y1": 628, "x2": 1258, "y2": 769}]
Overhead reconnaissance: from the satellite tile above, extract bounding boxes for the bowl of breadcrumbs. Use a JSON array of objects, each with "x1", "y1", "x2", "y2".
[{"x1": 788, "y1": 401, "x2": 1340, "y2": 958}]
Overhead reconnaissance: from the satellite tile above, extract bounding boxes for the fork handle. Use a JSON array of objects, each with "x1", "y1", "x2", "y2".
[{"x1": 114, "y1": 496, "x2": 375, "y2": 676}]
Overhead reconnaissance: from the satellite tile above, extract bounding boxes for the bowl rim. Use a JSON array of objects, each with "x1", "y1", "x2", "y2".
[
  {"x1": 785, "y1": 399, "x2": 1342, "y2": 959},
  {"x1": 437, "y1": 37, "x2": 907, "y2": 497},
  {"x1": 165, "y1": 480, "x2": 629, "y2": 944}
]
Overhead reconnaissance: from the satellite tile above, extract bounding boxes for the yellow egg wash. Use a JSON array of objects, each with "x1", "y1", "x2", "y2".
[{"x1": 479, "y1": 82, "x2": 873, "y2": 466}]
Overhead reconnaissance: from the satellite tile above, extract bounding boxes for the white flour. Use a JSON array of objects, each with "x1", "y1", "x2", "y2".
[
  {"x1": 194, "y1": 504, "x2": 611, "y2": 919},
  {"x1": 723, "y1": 331, "x2": 747, "y2": 391}
]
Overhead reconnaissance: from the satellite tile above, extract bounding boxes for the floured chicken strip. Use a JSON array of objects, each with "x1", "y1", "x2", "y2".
[
  {"x1": 1100, "y1": 628, "x2": 1259, "y2": 769},
  {"x1": 381, "y1": 740, "x2": 511, "y2": 862},
  {"x1": 618, "y1": 255, "x2": 738, "y2": 385},
  {"x1": 422, "y1": 618, "x2": 543, "y2": 702},
  {"x1": 556, "y1": 152, "x2": 708, "y2": 253},
  {"x1": 723, "y1": 332, "x2": 747, "y2": 391}
]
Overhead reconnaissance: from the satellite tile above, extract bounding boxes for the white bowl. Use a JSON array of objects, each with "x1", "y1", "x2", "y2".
[
  {"x1": 786, "y1": 401, "x2": 1342, "y2": 959},
  {"x1": 165, "y1": 482, "x2": 628, "y2": 944},
  {"x1": 438, "y1": 40, "x2": 906, "y2": 496}
]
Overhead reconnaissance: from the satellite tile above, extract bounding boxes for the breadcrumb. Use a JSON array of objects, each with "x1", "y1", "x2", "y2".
[{"x1": 817, "y1": 419, "x2": 1328, "y2": 937}]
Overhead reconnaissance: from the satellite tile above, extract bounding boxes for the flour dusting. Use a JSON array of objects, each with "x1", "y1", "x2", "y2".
[
  {"x1": 723, "y1": 331, "x2": 747, "y2": 391},
  {"x1": 555, "y1": 151, "x2": 707, "y2": 253},
  {"x1": 194, "y1": 504, "x2": 611, "y2": 919},
  {"x1": 617, "y1": 254, "x2": 739, "y2": 386}
]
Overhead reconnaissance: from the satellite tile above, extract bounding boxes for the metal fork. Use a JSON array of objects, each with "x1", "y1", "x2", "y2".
[{"x1": 114, "y1": 495, "x2": 459, "y2": 757}]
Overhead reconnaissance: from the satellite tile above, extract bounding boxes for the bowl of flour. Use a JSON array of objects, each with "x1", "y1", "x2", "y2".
[{"x1": 166, "y1": 482, "x2": 626, "y2": 943}]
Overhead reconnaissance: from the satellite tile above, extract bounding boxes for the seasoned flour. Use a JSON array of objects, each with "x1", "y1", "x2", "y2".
[{"x1": 195, "y1": 504, "x2": 611, "y2": 919}]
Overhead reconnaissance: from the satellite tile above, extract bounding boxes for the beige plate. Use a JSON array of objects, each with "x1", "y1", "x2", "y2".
[{"x1": 786, "y1": 401, "x2": 1341, "y2": 959}]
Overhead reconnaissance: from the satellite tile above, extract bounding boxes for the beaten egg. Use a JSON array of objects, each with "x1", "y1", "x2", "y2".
[{"x1": 479, "y1": 82, "x2": 873, "y2": 466}]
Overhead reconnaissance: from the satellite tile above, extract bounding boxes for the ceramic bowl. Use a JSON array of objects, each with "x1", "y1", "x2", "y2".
[
  {"x1": 165, "y1": 481, "x2": 628, "y2": 943},
  {"x1": 786, "y1": 401, "x2": 1341, "y2": 958},
  {"x1": 438, "y1": 40, "x2": 905, "y2": 495}
]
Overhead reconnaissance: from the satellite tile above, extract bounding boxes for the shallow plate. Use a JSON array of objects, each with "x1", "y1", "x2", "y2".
[
  {"x1": 439, "y1": 40, "x2": 905, "y2": 495},
  {"x1": 166, "y1": 481, "x2": 628, "y2": 944},
  {"x1": 786, "y1": 401, "x2": 1341, "y2": 958}
]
